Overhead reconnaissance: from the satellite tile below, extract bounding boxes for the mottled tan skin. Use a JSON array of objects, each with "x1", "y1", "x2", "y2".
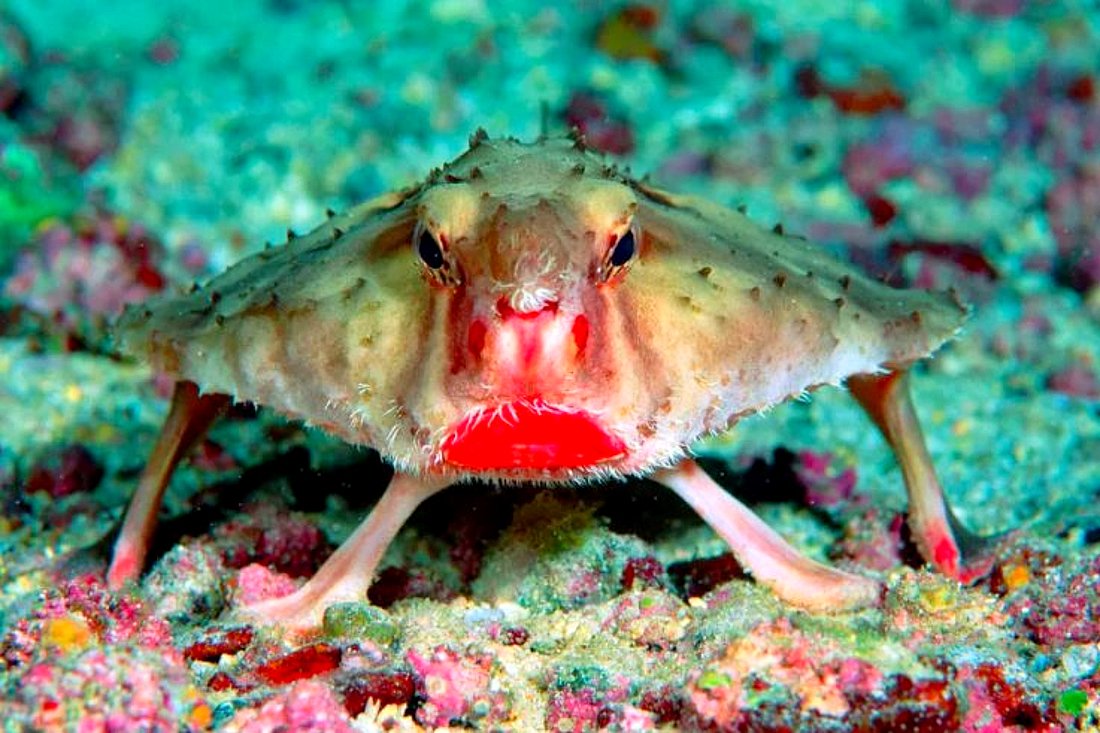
[{"x1": 109, "y1": 133, "x2": 989, "y2": 633}]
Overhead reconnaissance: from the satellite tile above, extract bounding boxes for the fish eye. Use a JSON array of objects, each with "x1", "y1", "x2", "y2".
[
  {"x1": 418, "y1": 229, "x2": 445, "y2": 269},
  {"x1": 610, "y1": 229, "x2": 635, "y2": 267}
]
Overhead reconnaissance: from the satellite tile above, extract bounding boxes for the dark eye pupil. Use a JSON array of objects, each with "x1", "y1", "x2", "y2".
[
  {"x1": 610, "y1": 230, "x2": 635, "y2": 267},
  {"x1": 418, "y1": 230, "x2": 445, "y2": 268}
]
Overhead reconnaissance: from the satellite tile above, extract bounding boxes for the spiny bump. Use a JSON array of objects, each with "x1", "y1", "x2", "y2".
[
  {"x1": 470, "y1": 166, "x2": 482, "y2": 179},
  {"x1": 909, "y1": 310, "x2": 922, "y2": 325},
  {"x1": 469, "y1": 128, "x2": 488, "y2": 148},
  {"x1": 749, "y1": 286, "x2": 761, "y2": 300},
  {"x1": 772, "y1": 222, "x2": 784, "y2": 235},
  {"x1": 833, "y1": 297, "x2": 846, "y2": 309},
  {"x1": 214, "y1": 314, "x2": 226, "y2": 327},
  {"x1": 209, "y1": 290, "x2": 222, "y2": 304},
  {"x1": 325, "y1": 207, "x2": 336, "y2": 219},
  {"x1": 736, "y1": 203, "x2": 747, "y2": 214},
  {"x1": 572, "y1": 162, "x2": 586, "y2": 175},
  {"x1": 697, "y1": 266, "x2": 712, "y2": 278},
  {"x1": 838, "y1": 274, "x2": 851, "y2": 290},
  {"x1": 332, "y1": 227, "x2": 345, "y2": 240},
  {"x1": 287, "y1": 228, "x2": 298, "y2": 241},
  {"x1": 773, "y1": 272, "x2": 787, "y2": 288}
]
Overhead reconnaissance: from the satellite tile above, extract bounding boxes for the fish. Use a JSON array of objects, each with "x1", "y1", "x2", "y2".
[{"x1": 107, "y1": 131, "x2": 991, "y2": 633}]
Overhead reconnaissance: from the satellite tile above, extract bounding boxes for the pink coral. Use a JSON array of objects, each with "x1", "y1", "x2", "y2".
[
  {"x1": 37, "y1": 574, "x2": 173, "y2": 648},
  {"x1": 407, "y1": 645, "x2": 508, "y2": 727},
  {"x1": 1046, "y1": 361, "x2": 1100, "y2": 400},
  {"x1": 546, "y1": 688, "x2": 615, "y2": 732},
  {"x1": 1001, "y1": 552, "x2": 1100, "y2": 648},
  {"x1": 222, "y1": 680, "x2": 356, "y2": 733},
  {"x1": 686, "y1": 617, "x2": 890, "y2": 725},
  {"x1": 216, "y1": 504, "x2": 331, "y2": 579},
  {"x1": 9, "y1": 646, "x2": 204, "y2": 732},
  {"x1": 4, "y1": 211, "x2": 166, "y2": 341},
  {"x1": 562, "y1": 91, "x2": 635, "y2": 155},
  {"x1": 233, "y1": 563, "x2": 298, "y2": 606},
  {"x1": 841, "y1": 123, "x2": 914, "y2": 198},
  {"x1": 796, "y1": 450, "x2": 857, "y2": 508}
]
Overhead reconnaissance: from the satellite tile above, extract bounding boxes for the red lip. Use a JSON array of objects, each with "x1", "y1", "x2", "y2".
[{"x1": 441, "y1": 399, "x2": 626, "y2": 470}]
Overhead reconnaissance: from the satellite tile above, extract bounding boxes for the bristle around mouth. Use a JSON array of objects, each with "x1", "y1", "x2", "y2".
[{"x1": 441, "y1": 399, "x2": 626, "y2": 470}]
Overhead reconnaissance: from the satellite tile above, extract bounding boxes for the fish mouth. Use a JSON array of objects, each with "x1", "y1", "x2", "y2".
[{"x1": 440, "y1": 398, "x2": 626, "y2": 470}]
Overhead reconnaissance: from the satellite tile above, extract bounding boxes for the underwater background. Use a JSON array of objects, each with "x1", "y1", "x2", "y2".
[{"x1": 2, "y1": 0, "x2": 1100, "y2": 730}]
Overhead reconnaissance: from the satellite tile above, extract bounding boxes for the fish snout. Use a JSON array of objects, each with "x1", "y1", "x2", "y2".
[{"x1": 465, "y1": 295, "x2": 589, "y2": 378}]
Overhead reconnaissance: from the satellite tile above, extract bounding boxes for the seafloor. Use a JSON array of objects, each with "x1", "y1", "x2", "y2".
[{"x1": 1, "y1": 1, "x2": 1099, "y2": 731}]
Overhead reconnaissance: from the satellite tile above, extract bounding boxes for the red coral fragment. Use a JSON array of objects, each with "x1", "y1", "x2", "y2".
[
  {"x1": 965, "y1": 664, "x2": 1059, "y2": 729},
  {"x1": 562, "y1": 91, "x2": 635, "y2": 155},
  {"x1": 183, "y1": 626, "x2": 254, "y2": 663},
  {"x1": 189, "y1": 439, "x2": 239, "y2": 472},
  {"x1": 846, "y1": 673, "x2": 958, "y2": 731},
  {"x1": 637, "y1": 685, "x2": 686, "y2": 724},
  {"x1": 496, "y1": 626, "x2": 529, "y2": 646},
  {"x1": 208, "y1": 670, "x2": 253, "y2": 693},
  {"x1": 620, "y1": 556, "x2": 667, "y2": 591},
  {"x1": 862, "y1": 193, "x2": 899, "y2": 228},
  {"x1": 888, "y1": 240, "x2": 1000, "y2": 280},
  {"x1": 795, "y1": 64, "x2": 906, "y2": 115},
  {"x1": 667, "y1": 553, "x2": 747, "y2": 599},
  {"x1": 255, "y1": 643, "x2": 342, "y2": 686},
  {"x1": 366, "y1": 566, "x2": 455, "y2": 609},
  {"x1": 340, "y1": 671, "x2": 416, "y2": 716},
  {"x1": 1066, "y1": 75, "x2": 1096, "y2": 102},
  {"x1": 25, "y1": 444, "x2": 104, "y2": 499},
  {"x1": 217, "y1": 506, "x2": 330, "y2": 579}
]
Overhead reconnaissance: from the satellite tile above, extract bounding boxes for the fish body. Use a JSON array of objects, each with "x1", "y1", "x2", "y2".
[
  {"x1": 118, "y1": 134, "x2": 963, "y2": 481},
  {"x1": 109, "y1": 133, "x2": 985, "y2": 631}
]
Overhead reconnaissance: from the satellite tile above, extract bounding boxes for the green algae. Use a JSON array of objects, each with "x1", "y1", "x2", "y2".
[
  {"x1": 0, "y1": 135, "x2": 75, "y2": 273},
  {"x1": 322, "y1": 601, "x2": 400, "y2": 646},
  {"x1": 1059, "y1": 688, "x2": 1089, "y2": 716},
  {"x1": 547, "y1": 663, "x2": 611, "y2": 692},
  {"x1": 696, "y1": 669, "x2": 732, "y2": 691},
  {"x1": 471, "y1": 492, "x2": 650, "y2": 612}
]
